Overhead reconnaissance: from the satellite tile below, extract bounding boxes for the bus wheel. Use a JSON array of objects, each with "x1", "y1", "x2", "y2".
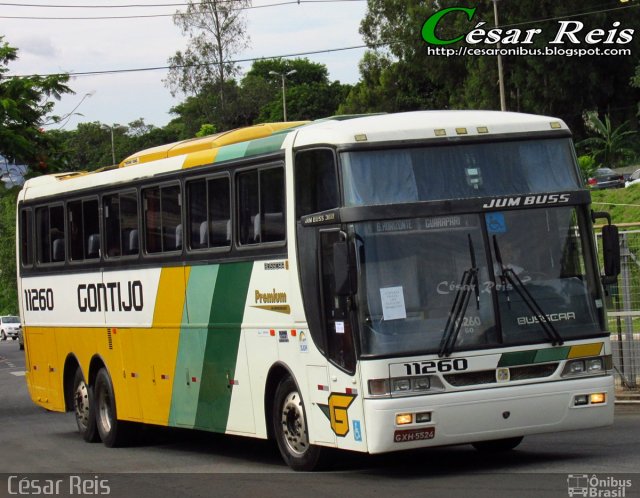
[
  {"x1": 472, "y1": 436, "x2": 524, "y2": 452},
  {"x1": 73, "y1": 368, "x2": 99, "y2": 442},
  {"x1": 273, "y1": 376, "x2": 324, "y2": 471},
  {"x1": 94, "y1": 368, "x2": 128, "y2": 447}
]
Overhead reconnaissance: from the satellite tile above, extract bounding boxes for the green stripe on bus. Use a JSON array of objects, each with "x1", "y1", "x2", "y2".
[
  {"x1": 215, "y1": 142, "x2": 250, "y2": 163},
  {"x1": 497, "y1": 350, "x2": 537, "y2": 367},
  {"x1": 194, "y1": 262, "x2": 253, "y2": 431},
  {"x1": 498, "y1": 346, "x2": 572, "y2": 367},
  {"x1": 534, "y1": 346, "x2": 571, "y2": 363},
  {"x1": 169, "y1": 265, "x2": 220, "y2": 428},
  {"x1": 244, "y1": 134, "x2": 287, "y2": 157}
]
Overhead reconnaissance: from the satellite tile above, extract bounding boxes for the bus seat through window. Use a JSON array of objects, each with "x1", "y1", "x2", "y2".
[
  {"x1": 175, "y1": 224, "x2": 182, "y2": 250},
  {"x1": 127, "y1": 229, "x2": 139, "y2": 255},
  {"x1": 52, "y1": 238, "x2": 65, "y2": 262},
  {"x1": 87, "y1": 234, "x2": 100, "y2": 259}
]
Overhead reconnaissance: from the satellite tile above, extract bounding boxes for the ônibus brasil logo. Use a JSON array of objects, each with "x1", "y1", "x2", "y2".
[{"x1": 421, "y1": 6, "x2": 634, "y2": 47}]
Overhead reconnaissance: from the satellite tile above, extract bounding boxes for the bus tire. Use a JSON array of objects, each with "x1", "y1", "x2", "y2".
[
  {"x1": 272, "y1": 376, "x2": 324, "y2": 471},
  {"x1": 94, "y1": 368, "x2": 129, "y2": 448},
  {"x1": 73, "y1": 368, "x2": 99, "y2": 443},
  {"x1": 472, "y1": 436, "x2": 524, "y2": 452}
]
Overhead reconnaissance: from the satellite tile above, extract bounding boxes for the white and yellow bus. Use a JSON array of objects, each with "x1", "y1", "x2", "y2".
[{"x1": 17, "y1": 111, "x2": 619, "y2": 470}]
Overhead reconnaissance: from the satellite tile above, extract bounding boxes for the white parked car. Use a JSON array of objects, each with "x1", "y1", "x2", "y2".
[
  {"x1": 625, "y1": 169, "x2": 640, "y2": 188},
  {"x1": 0, "y1": 316, "x2": 21, "y2": 341}
]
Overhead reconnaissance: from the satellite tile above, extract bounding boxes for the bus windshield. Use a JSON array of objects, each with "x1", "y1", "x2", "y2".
[
  {"x1": 341, "y1": 138, "x2": 581, "y2": 206},
  {"x1": 355, "y1": 207, "x2": 603, "y2": 358}
]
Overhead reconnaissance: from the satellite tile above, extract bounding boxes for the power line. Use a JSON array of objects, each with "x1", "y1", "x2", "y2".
[
  {"x1": 0, "y1": 0, "x2": 365, "y2": 18},
  {"x1": 498, "y1": 3, "x2": 640, "y2": 29},
  {"x1": 0, "y1": 0, "x2": 289, "y2": 6},
  {"x1": 6, "y1": 43, "x2": 374, "y2": 79}
]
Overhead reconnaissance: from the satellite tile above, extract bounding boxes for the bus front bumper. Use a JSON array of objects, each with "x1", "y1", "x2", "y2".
[{"x1": 363, "y1": 375, "x2": 614, "y2": 454}]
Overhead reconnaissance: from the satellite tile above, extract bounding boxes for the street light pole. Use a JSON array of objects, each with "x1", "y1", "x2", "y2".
[
  {"x1": 102, "y1": 124, "x2": 116, "y2": 165},
  {"x1": 269, "y1": 69, "x2": 297, "y2": 121},
  {"x1": 109, "y1": 125, "x2": 115, "y2": 165},
  {"x1": 493, "y1": 0, "x2": 507, "y2": 111}
]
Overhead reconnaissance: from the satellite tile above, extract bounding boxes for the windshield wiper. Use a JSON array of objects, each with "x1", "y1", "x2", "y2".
[
  {"x1": 438, "y1": 235, "x2": 479, "y2": 357},
  {"x1": 493, "y1": 236, "x2": 564, "y2": 346}
]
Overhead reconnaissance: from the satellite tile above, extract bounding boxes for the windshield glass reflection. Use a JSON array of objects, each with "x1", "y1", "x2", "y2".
[{"x1": 355, "y1": 208, "x2": 603, "y2": 357}]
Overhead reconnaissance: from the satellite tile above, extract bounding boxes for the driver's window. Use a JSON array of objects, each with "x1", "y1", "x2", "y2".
[{"x1": 294, "y1": 149, "x2": 339, "y2": 219}]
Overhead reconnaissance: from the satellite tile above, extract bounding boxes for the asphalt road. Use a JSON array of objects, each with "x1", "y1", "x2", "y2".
[{"x1": 1, "y1": 339, "x2": 639, "y2": 498}]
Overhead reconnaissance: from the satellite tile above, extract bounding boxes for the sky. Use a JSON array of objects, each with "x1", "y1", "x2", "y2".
[{"x1": 2, "y1": 0, "x2": 369, "y2": 130}]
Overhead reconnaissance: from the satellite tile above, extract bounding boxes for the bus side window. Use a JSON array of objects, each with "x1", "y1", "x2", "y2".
[
  {"x1": 260, "y1": 167, "x2": 285, "y2": 243},
  {"x1": 208, "y1": 176, "x2": 231, "y2": 247},
  {"x1": 187, "y1": 176, "x2": 230, "y2": 250},
  {"x1": 120, "y1": 191, "x2": 139, "y2": 255},
  {"x1": 238, "y1": 166, "x2": 285, "y2": 246},
  {"x1": 143, "y1": 184, "x2": 181, "y2": 254},
  {"x1": 238, "y1": 170, "x2": 259, "y2": 245},
  {"x1": 104, "y1": 194, "x2": 121, "y2": 257},
  {"x1": 294, "y1": 149, "x2": 338, "y2": 219},
  {"x1": 83, "y1": 199, "x2": 100, "y2": 259},
  {"x1": 20, "y1": 208, "x2": 33, "y2": 267},
  {"x1": 36, "y1": 204, "x2": 65, "y2": 264},
  {"x1": 68, "y1": 198, "x2": 99, "y2": 261}
]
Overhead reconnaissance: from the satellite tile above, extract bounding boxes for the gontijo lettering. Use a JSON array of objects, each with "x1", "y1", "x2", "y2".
[{"x1": 77, "y1": 280, "x2": 143, "y2": 312}]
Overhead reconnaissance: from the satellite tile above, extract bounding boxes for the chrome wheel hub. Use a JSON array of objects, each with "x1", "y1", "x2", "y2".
[
  {"x1": 280, "y1": 391, "x2": 308, "y2": 456},
  {"x1": 74, "y1": 381, "x2": 90, "y2": 430}
]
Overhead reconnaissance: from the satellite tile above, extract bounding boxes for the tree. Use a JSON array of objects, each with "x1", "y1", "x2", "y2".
[
  {"x1": 168, "y1": 58, "x2": 351, "y2": 132},
  {"x1": 245, "y1": 58, "x2": 351, "y2": 122},
  {"x1": 0, "y1": 37, "x2": 72, "y2": 172},
  {"x1": 577, "y1": 112, "x2": 637, "y2": 168},
  {"x1": 0, "y1": 185, "x2": 18, "y2": 314},
  {"x1": 165, "y1": 0, "x2": 251, "y2": 129},
  {"x1": 350, "y1": 0, "x2": 640, "y2": 137}
]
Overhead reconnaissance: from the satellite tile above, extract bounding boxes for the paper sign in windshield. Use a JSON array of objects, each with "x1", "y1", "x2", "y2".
[{"x1": 380, "y1": 286, "x2": 407, "y2": 321}]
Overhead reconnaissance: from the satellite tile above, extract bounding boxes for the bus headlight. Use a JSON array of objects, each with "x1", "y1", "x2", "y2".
[
  {"x1": 392, "y1": 378, "x2": 411, "y2": 393},
  {"x1": 368, "y1": 376, "x2": 433, "y2": 396},
  {"x1": 586, "y1": 358, "x2": 604, "y2": 373},
  {"x1": 561, "y1": 356, "x2": 610, "y2": 378},
  {"x1": 368, "y1": 379, "x2": 390, "y2": 396}
]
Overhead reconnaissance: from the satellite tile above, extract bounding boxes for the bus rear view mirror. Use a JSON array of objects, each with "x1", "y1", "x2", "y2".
[{"x1": 601, "y1": 224, "x2": 620, "y2": 284}]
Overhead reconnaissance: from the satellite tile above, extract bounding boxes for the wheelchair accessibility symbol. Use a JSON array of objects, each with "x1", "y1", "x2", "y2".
[{"x1": 485, "y1": 212, "x2": 507, "y2": 234}]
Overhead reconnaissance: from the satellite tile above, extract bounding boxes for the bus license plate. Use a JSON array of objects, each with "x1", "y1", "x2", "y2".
[{"x1": 393, "y1": 427, "x2": 435, "y2": 443}]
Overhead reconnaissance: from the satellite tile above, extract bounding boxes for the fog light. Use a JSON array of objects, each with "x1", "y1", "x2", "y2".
[
  {"x1": 574, "y1": 394, "x2": 588, "y2": 406},
  {"x1": 416, "y1": 412, "x2": 431, "y2": 423},
  {"x1": 396, "y1": 413, "x2": 413, "y2": 425},
  {"x1": 590, "y1": 393, "x2": 606, "y2": 404}
]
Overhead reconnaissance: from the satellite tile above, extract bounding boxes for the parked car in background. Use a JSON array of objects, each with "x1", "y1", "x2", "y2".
[
  {"x1": 0, "y1": 315, "x2": 21, "y2": 341},
  {"x1": 625, "y1": 168, "x2": 640, "y2": 188},
  {"x1": 587, "y1": 168, "x2": 625, "y2": 189}
]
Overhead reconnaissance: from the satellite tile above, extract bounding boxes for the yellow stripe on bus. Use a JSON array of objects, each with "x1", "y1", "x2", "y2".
[
  {"x1": 568, "y1": 342, "x2": 603, "y2": 358},
  {"x1": 128, "y1": 266, "x2": 192, "y2": 425}
]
